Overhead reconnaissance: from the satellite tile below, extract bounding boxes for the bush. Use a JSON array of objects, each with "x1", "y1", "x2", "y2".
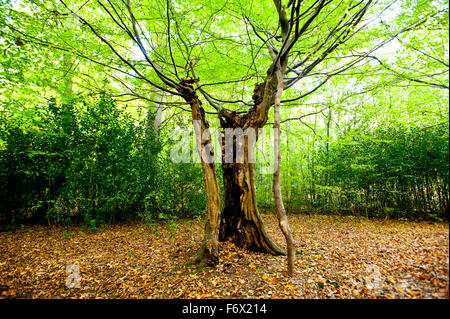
[
  {"x1": 255, "y1": 124, "x2": 449, "y2": 221},
  {"x1": 0, "y1": 94, "x2": 205, "y2": 227},
  {"x1": 302, "y1": 125, "x2": 448, "y2": 220}
]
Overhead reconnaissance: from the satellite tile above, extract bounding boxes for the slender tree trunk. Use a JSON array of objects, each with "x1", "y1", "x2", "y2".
[
  {"x1": 325, "y1": 108, "x2": 331, "y2": 208},
  {"x1": 61, "y1": 16, "x2": 76, "y2": 105},
  {"x1": 272, "y1": 64, "x2": 296, "y2": 276},
  {"x1": 286, "y1": 119, "x2": 291, "y2": 212},
  {"x1": 145, "y1": 90, "x2": 163, "y2": 152},
  {"x1": 61, "y1": 53, "x2": 74, "y2": 105},
  {"x1": 153, "y1": 94, "x2": 164, "y2": 133},
  {"x1": 310, "y1": 114, "x2": 318, "y2": 209}
]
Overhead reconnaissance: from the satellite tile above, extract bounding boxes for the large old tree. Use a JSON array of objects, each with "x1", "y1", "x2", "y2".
[{"x1": 5, "y1": 0, "x2": 393, "y2": 266}]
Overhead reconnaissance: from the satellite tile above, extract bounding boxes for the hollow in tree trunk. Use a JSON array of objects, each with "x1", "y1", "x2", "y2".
[{"x1": 218, "y1": 107, "x2": 286, "y2": 256}]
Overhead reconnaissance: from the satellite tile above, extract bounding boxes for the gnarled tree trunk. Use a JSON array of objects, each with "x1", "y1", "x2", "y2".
[
  {"x1": 217, "y1": 84, "x2": 287, "y2": 256},
  {"x1": 177, "y1": 0, "x2": 297, "y2": 262},
  {"x1": 219, "y1": 158, "x2": 286, "y2": 255},
  {"x1": 178, "y1": 80, "x2": 221, "y2": 265}
]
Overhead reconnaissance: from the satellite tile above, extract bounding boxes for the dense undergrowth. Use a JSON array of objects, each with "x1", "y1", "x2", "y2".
[{"x1": 0, "y1": 96, "x2": 448, "y2": 229}]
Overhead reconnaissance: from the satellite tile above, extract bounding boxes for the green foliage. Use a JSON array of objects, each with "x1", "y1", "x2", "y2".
[
  {"x1": 257, "y1": 124, "x2": 449, "y2": 221},
  {"x1": 0, "y1": 94, "x2": 205, "y2": 227}
]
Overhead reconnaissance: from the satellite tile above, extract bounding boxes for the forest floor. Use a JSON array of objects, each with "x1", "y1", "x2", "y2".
[{"x1": 0, "y1": 214, "x2": 448, "y2": 299}]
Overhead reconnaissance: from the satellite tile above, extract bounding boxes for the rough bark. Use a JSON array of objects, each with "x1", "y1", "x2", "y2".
[
  {"x1": 219, "y1": 147, "x2": 286, "y2": 255},
  {"x1": 178, "y1": 80, "x2": 221, "y2": 265},
  {"x1": 217, "y1": 95, "x2": 286, "y2": 256}
]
